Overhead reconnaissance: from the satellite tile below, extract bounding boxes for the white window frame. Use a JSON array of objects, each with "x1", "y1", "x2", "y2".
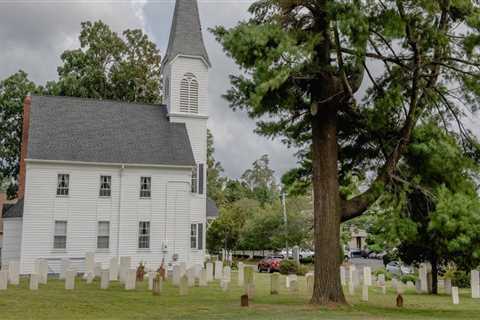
[
  {"x1": 191, "y1": 166, "x2": 198, "y2": 193},
  {"x1": 53, "y1": 220, "x2": 67, "y2": 249},
  {"x1": 99, "y1": 175, "x2": 111, "y2": 197},
  {"x1": 56, "y1": 174, "x2": 69, "y2": 196},
  {"x1": 138, "y1": 221, "x2": 150, "y2": 249},
  {"x1": 140, "y1": 177, "x2": 151, "y2": 198},
  {"x1": 190, "y1": 224, "x2": 198, "y2": 249},
  {"x1": 179, "y1": 73, "x2": 199, "y2": 114},
  {"x1": 97, "y1": 221, "x2": 110, "y2": 250}
]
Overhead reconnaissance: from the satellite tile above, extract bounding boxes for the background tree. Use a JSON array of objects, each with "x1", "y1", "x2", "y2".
[
  {"x1": 240, "y1": 154, "x2": 278, "y2": 205},
  {"x1": 0, "y1": 21, "x2": 162, "y2": 198},
  {"x1": 213, "y1": 0, "x2": 480, "y2": 304},
  {"x1": 47, "y1": 20, "x2": 162, "y2": 104},
  {"x1": 0, "y1": 71, "x2": 39, "y2": 198},
  {"x1": 207, "y1": 129, "x2": 227, "y2": 206},
  {"x1": 369, "y1": 124, "x2": 480, "y2": 294}
]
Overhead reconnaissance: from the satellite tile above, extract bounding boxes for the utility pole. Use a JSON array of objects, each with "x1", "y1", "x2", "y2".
[{"x1": 282, "y1": 192, "x2": 288, "y2": 259}]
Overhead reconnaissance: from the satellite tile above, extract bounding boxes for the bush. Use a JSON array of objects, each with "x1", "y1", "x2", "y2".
[
  {"x1": 400, "y1": 274, "x2": 417, "y2": 284},
  {"x1": 300, "y1": 256, "x2": 314, "y2": 264},
  {"x1": 452, "y1": 270, "x2": 470, "y2": 288},
  {"x1": 373, "y1": 268, "x2": 393, "y2": 281},
  {"x1": 279, "y1": 260, "x2": 308, "y2": 276}
]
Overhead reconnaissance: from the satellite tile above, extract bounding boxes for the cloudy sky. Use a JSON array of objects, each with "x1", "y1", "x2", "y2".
[{"x1": 0, "y1": 0, "x2": 298, "y2": 181}]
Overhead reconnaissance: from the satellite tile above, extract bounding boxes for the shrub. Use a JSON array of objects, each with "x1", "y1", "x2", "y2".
[
  {"x1": 300, "y1": 256, "x2": 314, "y2": 264},
  {"x1": 400, "y1": 274, "x2": 417, "y2": 284},
  {"x1": 452, "y1": 270, "x2": 470, "y2": 288},
  {"x1": 279, "y1": 260, "x2": 308, "y2": 276},
  {"x1": 373, "y1": 268, "x2": 393, "y2": 281}
]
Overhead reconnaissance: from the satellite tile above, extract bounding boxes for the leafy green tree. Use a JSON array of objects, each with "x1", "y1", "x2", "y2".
[
  {"x1": 213, "y1": 0, "x2": 480, "y2": 304},
  {"x1": 0, "y1": 71, "x2": 39, "y2": 198},
  {"x1": 207, "y1": 130, "x2": 227, "y2": 206},
  {"x1": 48, "y1": 20, "x2": 162, "y2": 103},
  {"x1": 240, "y1": 154, "x2": 278, "y2": 205},
  {"x1": 369, "y1": 124, "x2": 480, "y2": 294}
]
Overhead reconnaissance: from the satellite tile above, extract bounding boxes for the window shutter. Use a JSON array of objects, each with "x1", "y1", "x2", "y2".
[
  {"x1": 198, "y1": 223, "x2": 203, "y2": 250},
  {"x1": 198, "y1": 163, "x2": 204, "y2": 194}
]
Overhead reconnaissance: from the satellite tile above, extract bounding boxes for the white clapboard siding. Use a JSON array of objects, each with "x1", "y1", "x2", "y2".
[
  {"x1": 19, "y1": 161, "x2": 201, "y2": 274},
  {"x1": 2, "y1": 218, "x2": 22, "y2": 264}
]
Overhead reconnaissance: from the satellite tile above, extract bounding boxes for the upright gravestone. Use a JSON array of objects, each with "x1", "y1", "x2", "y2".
[
  {"x1": 85, "y1": 252, "x2": 95, "y2": 277},
  {"x1": 223, "y1": 266, "x2": 231, "y2": 283},
  {"x1": 119, "y1": 257, "x2": 131, "y2": 284},
  {"x1": 60, "y1": 258, "x2": 70, "y2": 280},
  {"x1": 452, "y1": 286, "x2": 460, "y2": 305},
  {"x1": 199, "y1": 268, "x2": 208, "y2": 287},
  {"x1": 362, "y1": 285, "x2": 369, "y2": 301},
  {"x1": 215, "y1": 261, "x2": 223, "y2": 280},
  {"x1": 179, "y1": 275, "x2": 189, "y2": 296},
  {"x1": 187, "y1": 267, "x2": 196, "y2": 287},
  {"x1": 415, "y1": 279, "x2": 422, "y2": 294},
  {"x1": 65, "y1": 270, "x2": 75, "y2": 290},
  {"x1": 38, "y1": 259, "x2": 48, "y2": 284},
  {"x1": 206, "y1": 262, "x2": 214, "y2": 282},
  {"x1": 172, "y1": 265, "x2": 182, "y2": 287},
  {"x1": 109, "y1": 257, "x2": 119, "y2": 281},
  {"x1": 86, "y1": 272, "x2": 95, "y2": 284},
  {"x1": 377, "y1": 274, "x2": 386, "y2": 287},
  {"x1": 221, "y1": 278, "x2": 229, "y2": 292},
  {"x1": 244, "y1": 266, "x2": 255, "y2": 299},
  {"x1": 29, "y1": 273, "x2": 39, "y2": 291},
  {"x1": 340, "y1": 266, "x2": 346, "y2": 286},
  {"x1": 152, "y1": 274, "x2": 162, "y2": 296},
  {"x1": 391, "y1": 278, "x2": 398, "y2": 290},
  {"x1": 95, "y1": 262, "x2": 102, "y2": 278},
  {"x1": 306, "y1": 272, "x2": 314, "y2": 292},
  {"x1": 471, "y1": 270, "x2": 480, "y2": 298},
  {"x1": 100, "y1": 269, "x2": 110, "y2": 289},
  {"x1": 238, "y1": 262, "x2": 245, "y2": 286},
  {"x1": 289, "y1": 279, "x2": 299, "y2": 292},
  {"x1": 286, "y1": 274, "x2": 297, "y2": 288},
  {"x1": 348, "y1": 265, "x2": 356, "y2": 295},
  {"x1": 8, "y1": 261, "x2": 20, "y2": 286},
  {"x1": 125, "y1": 268, "x2": 136, "y2": 290},
  {"x1": 292, "y1": 246, "x2": 300, "y2": 264},
  {"x1": 0, "y1": 270, "x2": 8, "y2": 290},
  {"x1": 419, "y1": 263, "x2": 431, "y2": 293},
  {"x1": 444, "y1": 278, "x2": 452, "y2": 295},
  {"x1": 148, "y1": 271, "x2": 155, "y2": 290},
  {"x1": 270, "y1": 273, "x2": 280, "y2": 295},
  {"x1": 363, "y1": 266, "x2": 372, "y2": 286}
]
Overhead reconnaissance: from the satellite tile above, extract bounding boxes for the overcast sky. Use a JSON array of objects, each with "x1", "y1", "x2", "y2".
[{"x1": 0, "y1": 0, "x2": 298, "y2": 181}]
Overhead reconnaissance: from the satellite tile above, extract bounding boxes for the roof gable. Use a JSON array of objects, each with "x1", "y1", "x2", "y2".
[{"x1": 27, "y1": 95, "x2": 195, "y2": 167}]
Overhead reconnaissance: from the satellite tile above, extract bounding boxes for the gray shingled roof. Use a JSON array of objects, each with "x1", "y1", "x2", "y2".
[
  {"x1": 2, "y1": 199, "x2": 23, "y2": 218},
  {"x1": 206, "y1": 197, "x2": 219, "y2": 218},
  {"x1": 163, "y1": 0, "x2": 211, "y2": 67},
  {"x1": 27, "y1": 95, "x2": 195, "y2": 166}
]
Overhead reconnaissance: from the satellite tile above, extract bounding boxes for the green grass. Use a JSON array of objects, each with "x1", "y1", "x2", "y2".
[{"x1": 0, "y1": 271, "x2": 477, "y2": 320}]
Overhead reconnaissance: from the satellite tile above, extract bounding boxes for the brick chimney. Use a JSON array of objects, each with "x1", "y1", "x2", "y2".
[{"x1": 17, "y1": 95, "x2": 31, "y2": 200}]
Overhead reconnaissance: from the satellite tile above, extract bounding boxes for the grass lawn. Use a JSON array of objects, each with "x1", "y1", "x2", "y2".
[{"x1": 0, "y1": 271, "x2": 478, "y2": 320}]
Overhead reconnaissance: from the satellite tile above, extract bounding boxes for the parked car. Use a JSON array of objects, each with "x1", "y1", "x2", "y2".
[
  {"x1": 257, "y1": 256, "x2": 283, "y2": 273},
  {"x1": 299, "y1": 249, "x2": 314, "y2": 259},
  {"x1": 386, "y1": 261, "x2": 414, "y2": 275},
  {"x1": 350, "y1": 249, "x2": 362, "y2": 259}
]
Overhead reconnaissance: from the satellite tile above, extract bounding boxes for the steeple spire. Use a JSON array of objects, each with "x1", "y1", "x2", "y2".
[{"x1": 163, "y1": 0, "x2": 211, "y2": 67}]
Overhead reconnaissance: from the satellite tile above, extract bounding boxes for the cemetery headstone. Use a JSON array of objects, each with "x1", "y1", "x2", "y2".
[
  {"x1": 60, "y1": 258, "x2": 70, "y2": 280},
  {"x1": 148, "y1": 271, "x2": 155, "y2": 290},
  {"x1": 100, "y1": 269, "x2": 110, "y2": 289},
  {"x1": 8, "y1": 261, "x2": 20, "y2": 286},
  {"x1": 452, "y1": 286, "x2": 460, "y2": 305},
  {"x1": 215, "y1": 261, "x2": 223, "y2": 280},
  {"x1": 85, "y1": 252, "x2": 95, "y2": 276},
  {"x1": 199, "y1": 268, "x2": 208, "y2": 287},
  {"x1": 152, "y1": 273, "x2": 162, "y2": 296},
  {"x1": 119, "y1": 257, "x2": 131, "y2": 283},
  {"x1": 238, "y1": 262, "x2": 245, "y2": 286},
  {"x1": 39, "y1": 259, "x2": 48, "y2": 284},
  {"x1": 125, "y1": 268, "x2": 136, "y2": 290},
  {"x1": 381, "y1": 284, "x2": 387, "y2": 295},
  {"x1": 0, "y1": 270, "x2": 8, "y2": 290},
  {"x1": 444, "y1": 278, "x2": 452, "y2": 295},
  {"x1": 172, "y1": 265, "x2": 182, "y2": 287},
  {"x1": 109, "y1": 257, "x2": 119, "y2": 281},
  {"x1": 65, "y1": 270, "x2": 75, "y2": 290},
  {"x1": 363, "y1": 266, "x2": 372, "y2": 286},
  {"x1": 244, "y1": 266, "x2": 255, "y2": 299},
  {"x1": 223, "y1": 266, "x2": 231, "y2": 283},
  {"x1": 377, "y1": 274, "x2": 385, "y2": 286},
  {"x1": 306, "y1": 272, "x2": 314, "y2": 292},
  {"x1": 206, "y1": 262, "x2": 214, "y2": 282},
  {"x1": 289, "y1": 279, "x2": 299, "y2": 292},
  {"x1": 415, "y1": 279, "x2": 422, "y2": 294},
  {"x1": 471, "y1": 270, "x2": 480, "y2": 298},
  {"x1": 29, "y1": 273, "x2": 39, "y2": 291},
  {"x1": 95, "y1": 262, "x2": 102, "y2": 278},
  {"x1": 340, "y1": 266, "x2": 346, "y2": 286},
  {"x1": 187, "y1": 267, "x2": 196, "y2": 287},
  {"x1": 221, "y1": 279, "x2": 229, "y2": 292},
  {"x1": 179, "y1": 274, "x2": 189, "y2": 296},
  {"x1": 86, "y1": 272, "x2": 95, "y2": 284},
  {"x1": 362, "y1": 285, "x2": 369, "y2": 301},
  {"x1": 271, "y1": 273, "x2": 280, "y2": 295},
  {"x1": 286, "y1": 274, "x2": 297, "y2": 288}
]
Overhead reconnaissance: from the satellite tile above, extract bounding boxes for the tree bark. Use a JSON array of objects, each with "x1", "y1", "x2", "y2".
[
  {"x1": 431, "y1": 256, "x2": 438, "y2": 295},
  {"x1": 310, "y1": 106, "x2": 346, "y2": 305}
]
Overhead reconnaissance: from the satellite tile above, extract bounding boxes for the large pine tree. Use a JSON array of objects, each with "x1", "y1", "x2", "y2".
[{"x1": 213, "y1": 0, "x2": 480, "y2": 304}]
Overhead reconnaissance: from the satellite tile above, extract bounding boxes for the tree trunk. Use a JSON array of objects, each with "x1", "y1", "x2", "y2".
[
  {"x1": 431, "y1": 257, "x2": 438, "y2": 295},
  {"x1": 310, "y1": 106, "x2": 346, "y2": 305}
]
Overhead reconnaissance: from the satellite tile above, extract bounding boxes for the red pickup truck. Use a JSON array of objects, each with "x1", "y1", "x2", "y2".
[{"x1": 257, "y1": 255, "x2": 283, "y2": 273}]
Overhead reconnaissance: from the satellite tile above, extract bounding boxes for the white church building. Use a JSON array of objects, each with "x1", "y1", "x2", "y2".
[{"x1": 1, "y1": 0, "x2": 217, "y2": 274}]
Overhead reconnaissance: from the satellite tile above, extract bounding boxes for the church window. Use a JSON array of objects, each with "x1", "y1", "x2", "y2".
[
  {"x1": 138, "y1": 221, "x2": 150, "y2": 249},
  {"x1": 179, "y1": 73, "x2": 199, "y2": 113},
  {"x1": 56, "y1": 174, "x2": 69, "y2": 196},
  {"x1": 140, "y1": 177, "x2": 151, "y2": 198},
  {"x1": 97, "y1": 221, "x2": 110, "y2": 249},
  {"x1": 53, "y1": 221, "x2": 67, "y2": 249},
  {"x1": 191, "y1": 166, "x2": 198, "y2": 193},
  {"x1": 99, "y1": 175, "x2": 111, "y2": 197}
]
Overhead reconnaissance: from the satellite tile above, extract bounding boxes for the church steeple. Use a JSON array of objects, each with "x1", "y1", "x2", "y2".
[{"x1": 163, "y1": 0, "x2": 210, "y2": 67}]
